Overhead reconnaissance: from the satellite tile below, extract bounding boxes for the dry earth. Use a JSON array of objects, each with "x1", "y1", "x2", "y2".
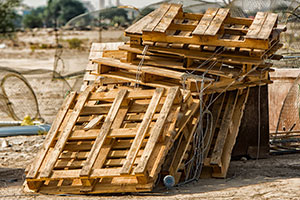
[{"x1": 0, "y1": 135, "x2": 300, "y2": 200}]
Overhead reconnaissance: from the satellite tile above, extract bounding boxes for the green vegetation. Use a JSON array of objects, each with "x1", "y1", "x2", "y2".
[
  {"x1": 45, "y1": 0, "x2": 87, "y2": 28},
  {"x1": 101, "y1": 7, "x2": 129, "y2": 25},
  {"x1": 23, "y1": 6, "x2": 46, "y2": 28},
  {"x1": 0, "y1": 0, "x2": 21, "y2": 35},
  {"x1": 66, "y1": 38, "x2": 83, "y2": 49}
]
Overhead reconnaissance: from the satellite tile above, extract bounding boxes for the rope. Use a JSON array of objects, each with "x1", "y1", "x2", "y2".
[
  {"x1": 0, "y1": 73, "x2": 41, "y2": 121},
  {"x1": 135, "y1": 45, "x2": 149, "y2": 88},
  {"x1": 176, "y1": 32, "x2": 279, "y2": 186}
]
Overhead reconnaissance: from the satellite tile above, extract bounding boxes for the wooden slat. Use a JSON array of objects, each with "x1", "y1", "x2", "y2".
[
  {"x1": 108, "y1": 149, "x2": 143, "y2": 158},
  {"x1": 89, "y1": 89, "x2": 155, "y2": 101},
  {"x1": 120, "y1": 44, "x2": 264, "y2": 65},
  {"x1": 246, "y1": 12, "x2": 268, "y2": 39},
  {"x1": 203, "y1": 93, "x2": 226, "y2": 161},
  {"x1": 83, "y1": 115, "x2": 104, "y2": 130},
  {"x1": 105, "y1": 157, "x2": 140, "y2": 167},
  {"x1": 192, "y1": 8, "x2": 219, "y2": 35},
  {"x1": 134, "y1": 87, "x2": 179, "y2": 175},
  {"x1": 210, "y1": 90, "x2": 238, "y2": 166},
  {"x1": 68, "y1": 128, "x2": 138, "y2": 140},
  {"x1": 143, "y1": 4, "x2": 172, "y2": 32},
  {"x1": 34, "y1": 168, "x2": 123, "y2": 180},
  {"x1": 142, "y1": 31, "x2": 269, "y2": 49},
  {"x1": 93, "y1": 57, "x2": 209, "y2": 82},
  {"x1": 26, "y1": 92, "x2": 77, "y2": 179},
  {"x1": 40, "y1": 86, "x2": 94, "y2": 178},
  {"x1": 169, "y1": 126, "x2": 192, "y2": 176},
  {"x1": 125, "y1": 4, "x2": 166, "y2": 35},
  {"x1": 80, "y1": 89, "x2": 128, "y2": 177},
  {"x1": 257, "y1": 13, "x2": 278, "y2": 39},
  {"x1": 212, "y1": 88, "x2": 249, "y2": 178},
  {"x1": 154, "y1": 4, "x2": 182, "y2": 33},
  {"x1": 120, "y1": 88, "x2": 164, "y2": 175},
  {"x1": 204, "y1": 8, "x2": 229, "y2": 36}
]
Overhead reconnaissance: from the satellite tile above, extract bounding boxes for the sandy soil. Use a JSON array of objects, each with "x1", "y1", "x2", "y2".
[{"x1": 0, "y1": 135, "x2": 300, "y2": 200}]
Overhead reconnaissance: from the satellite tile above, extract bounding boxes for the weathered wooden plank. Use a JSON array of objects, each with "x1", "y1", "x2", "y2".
[
  {"x1": 68, "y1": 128, "x2": 139, "y2": 140},
  {"x1": 105, "y1": 157, "x2": 140, "y2": 167},
  {"x1": 205, "y1": 8, "x2": 229, "y2": 36},
  {"x1": 113, "y1": 138, "x2": 148, "y2": 149},
  {"x1": 81, "y1": 102, "x2": 164, "y2": 115},
  {"x1": 90, "y1": 89, "x2": 155, "y2": 101},
  {"x1": 120, "y1": 44, "x2": 264, "y2": 65},
  {"x1": 257, "y1": 13, "x2": 278, "y2": 40},
  {"x1": 93, "y1": 57, "x2": 210, "y2": 82},
  {"x1": 192, "y1": 8, "x2": 219, "y2": 35},
  {"x1": 212, "y1": 88, "x2": 249, "y2": 178},
  {"x1": 143, "y1": 4, "x2": 171, "y2": 32},
  {"x1": 203, "y1": 93, "x2": 226, "y2": 162},
  {"x1": 120, "y1": 88, "x2": 164, "y2": 175},
  {"x1": 36, "y1": 182, "x2": 152, "y2": 195},
  {"x1": 154, "y1": 4, "x2": 182, "y2": 33},
  {"x1": 125, "y1": 4, "x2": 166, "y2": 35},
  {"x1": 168, "y1": 126, "x2": 191, "y2": 175},
  {"x1": 30, "y1": 168, "x2": 123, "y2": 180},
  {"x1": 83, "y1": 115, "x2": 104, "y2": 130},
  {"x1": 40, "y1": 86, "x2": 94, "y2": 178},
  {"x1": 108, "y1": 149, "x2": 143, "y2": 158},
  {"x1": 142, "y1": 31, "x2": 270, "y2": 49},
  {"x1": 80, "y1": 89, "x2": 128, "y2": 177},
  {"x1": 246, "y1": 12, "x2": 268, "y2": 39},
  {"x1": 26, "y1": 92, "x2": 77, "y2": 179},
  {"x1": 134, "y1": 87, "x2": 179, "y2": 175},
  {"x1": 210, "y1": 90, "x2": 238, "y2": 166}
]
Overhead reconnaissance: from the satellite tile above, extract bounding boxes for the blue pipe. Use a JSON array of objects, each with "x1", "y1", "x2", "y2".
[{"x1": 0, "y1": 124, "x2": 51, "y2": 137}]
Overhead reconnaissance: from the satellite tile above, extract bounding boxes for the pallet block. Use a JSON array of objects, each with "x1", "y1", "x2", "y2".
[{"x1": 25, "y1": 84, "x2": 200, "y2": 194}]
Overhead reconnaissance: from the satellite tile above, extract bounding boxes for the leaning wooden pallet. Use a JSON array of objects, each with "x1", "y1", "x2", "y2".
[
  {"x1": 25, "y1": 84, "x2": 201, "y2": 194},
  {"x1": 25, "y1": 3, "x2": 286, "y2": 195}
]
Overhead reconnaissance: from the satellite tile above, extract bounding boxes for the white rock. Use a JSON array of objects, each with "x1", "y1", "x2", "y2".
[{"x1": 1, "y1": 140, "x2": 9, "y2": 148}]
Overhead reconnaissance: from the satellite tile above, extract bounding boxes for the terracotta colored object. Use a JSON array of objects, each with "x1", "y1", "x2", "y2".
[{"x1": 269, "y1": 68, "x2": 300, "y2": 132}]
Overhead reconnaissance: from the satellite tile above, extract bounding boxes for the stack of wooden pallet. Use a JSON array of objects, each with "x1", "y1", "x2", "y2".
[{"x1": 25, "y1": 3, "x2": 285, "y2": 194}]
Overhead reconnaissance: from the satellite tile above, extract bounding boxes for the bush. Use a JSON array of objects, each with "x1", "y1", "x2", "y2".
[
  {"x1": 23, "y1": 7, "x2": 45, "y2": 28},
  {"x1": 0, "y1": 0, "x2": 21, "y2": 35},
  {"x1": 67, "y1": 38, "x2": 83, "y2": 49}
]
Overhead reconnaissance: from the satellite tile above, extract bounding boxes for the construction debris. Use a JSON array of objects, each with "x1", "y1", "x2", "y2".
[{"x1": 24, "y1": 4, "x2": 285, "y2": 194}]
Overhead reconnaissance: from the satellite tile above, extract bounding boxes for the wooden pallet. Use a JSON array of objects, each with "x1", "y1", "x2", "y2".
[
  {"x1": 92, "y1": 56, "x2": 215, "y2": 92},
  {"x1": 25, "y1": 4, "x2": 285, "y2": 195},
  {"x1": 89, "y1": 49, "x2": 271, "y2": 94},
  {"x1": 201, "y1": 88, "x2": 249, "y2": 178},
  {"x1": 25, "y1": 84, "x2": 200, "y2": 194},
  {"x1": 125, "y1": 4, "x2": 285, "y2": 52}
]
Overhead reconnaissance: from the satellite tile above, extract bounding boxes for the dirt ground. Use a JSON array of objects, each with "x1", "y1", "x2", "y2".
[
  {"x1": 0, "y1": 29, "x2": 300, "y2": 199},
  {"x1": 0, "y1": 135, "x2": 300, "y2": 200}
]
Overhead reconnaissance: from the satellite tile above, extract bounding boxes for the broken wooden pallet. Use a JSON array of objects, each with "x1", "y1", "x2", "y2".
[
  {"x1": 90, "y1": 50, "x2": 271, "y2": 94},
  {"x1": 126, "y1": 3, "x2": 285, "y2": 52},
  {"x1": 25, "y1": 84, "x2": 200, "y2": 194},
  {"x1": 200, "y1": 88, "x2": 249, "y2": 178}
]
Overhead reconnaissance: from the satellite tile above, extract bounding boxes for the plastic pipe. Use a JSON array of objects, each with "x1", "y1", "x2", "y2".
[{"x1": 0, "y1": 124, "x2": 51, "y2": 137}]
